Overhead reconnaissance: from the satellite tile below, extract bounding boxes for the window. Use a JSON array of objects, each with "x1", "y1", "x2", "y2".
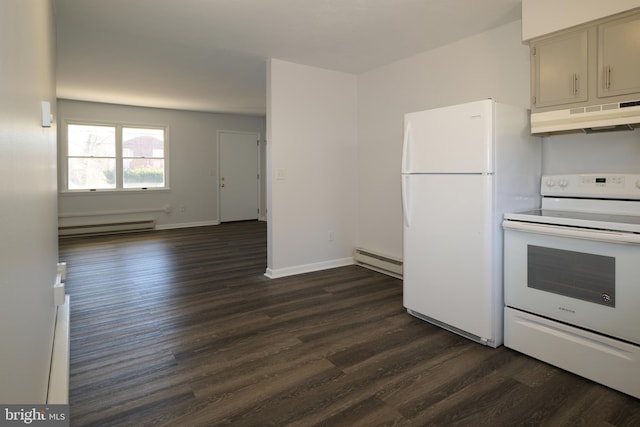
[{"x1": 65, "y1": 123, "x2": 168, "y2": 191}]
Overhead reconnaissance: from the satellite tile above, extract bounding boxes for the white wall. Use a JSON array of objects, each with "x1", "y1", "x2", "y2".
[
  {"x1": 542, "y1": 130, "x2": 640, "y2": 174},
  {"x1": 57, "y1": 100, "x2": 266, "y2": 229},
  {"x1": 0, "y1": 0, "x2": 58, "y2": 403},
  {"x1": 357, "y1": 20, "x2": 531, "y2": 259},
  {"x1": 522, "y1": 0, "x2": 640, "y2": 40},
  {"x1": 266, "y1": 59, "x2": 358, "y2": 277},
  {"x1": 356, "y1": 17, "x2": 640, "y2": 260}
]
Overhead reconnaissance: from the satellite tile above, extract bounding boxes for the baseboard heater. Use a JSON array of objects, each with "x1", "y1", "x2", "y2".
[
  {"x1": 353, "y1": 248, "x2": 403, "y2": 279},
  {"x1": 58, "y1": 219, "x2": 155, "y2": 237},
  {"x1": 48, "y1": 295, "x2": 69, "y2": 404}
]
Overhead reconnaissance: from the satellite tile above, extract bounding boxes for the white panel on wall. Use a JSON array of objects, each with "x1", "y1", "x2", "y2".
[{"x1": 0, "y1": 0, "x2": 59, "y2": 403}]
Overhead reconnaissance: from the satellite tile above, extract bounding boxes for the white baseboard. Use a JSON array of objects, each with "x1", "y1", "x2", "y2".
[
  {"x1": 155, "y1": 220, "x2": 220, "y2": 230},
  {"x1": 265, "y1": 257, "x2": 354, "y2": 279}
]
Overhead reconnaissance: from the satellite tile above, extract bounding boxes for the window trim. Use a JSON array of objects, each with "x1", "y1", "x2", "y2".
[{"x1": 61, "y1": 120, "x2": 170, "y2": 194}]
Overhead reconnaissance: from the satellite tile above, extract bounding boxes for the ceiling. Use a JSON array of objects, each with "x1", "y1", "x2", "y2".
[{"x1": 54, "y1": 0, "x2": 522, "y2": 116}]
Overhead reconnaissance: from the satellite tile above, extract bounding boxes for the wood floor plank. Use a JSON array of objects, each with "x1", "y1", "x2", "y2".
[{"x1": 59, "y1": 221, "x2": 640, "y2": 426}]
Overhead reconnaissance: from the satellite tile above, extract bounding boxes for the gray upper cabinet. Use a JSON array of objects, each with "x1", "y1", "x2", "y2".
[
  {"x1": 598, "y1": 12, "x2": 640, "y2": 98},
  {"x1": 531, "y1": 29, "x2": 589, "y2": 109},
  {"x1": 530, "y1": 9, "x2": 640, "y2": 113}
]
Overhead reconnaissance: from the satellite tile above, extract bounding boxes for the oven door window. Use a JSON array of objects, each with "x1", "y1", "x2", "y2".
[{"x1": 527, "y1": 245, "x2": 615, "y2": 307}]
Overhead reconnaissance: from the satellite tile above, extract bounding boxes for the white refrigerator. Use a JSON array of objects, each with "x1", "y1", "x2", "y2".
[{"x1": 401, "y1": 99, "x2": 540, "y2": 347}]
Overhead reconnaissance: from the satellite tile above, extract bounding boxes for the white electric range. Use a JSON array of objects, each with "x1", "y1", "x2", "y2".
[{"x1": 502, "y1": 173, "x2": 640, "y2": 399}]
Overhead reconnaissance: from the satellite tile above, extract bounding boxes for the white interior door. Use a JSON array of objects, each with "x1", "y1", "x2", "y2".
[{"x1": 219, "y1": 131, "x2": 259, "y2": 222}]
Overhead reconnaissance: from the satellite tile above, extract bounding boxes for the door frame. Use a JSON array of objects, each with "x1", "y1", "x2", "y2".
[{"x1": 217, "y1": 130, "x2": 262, "y2": 222}]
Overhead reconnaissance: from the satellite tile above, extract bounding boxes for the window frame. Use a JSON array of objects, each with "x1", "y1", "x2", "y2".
[{"x1": 61, "y1": 120, "x2": 170, "y2": 194}]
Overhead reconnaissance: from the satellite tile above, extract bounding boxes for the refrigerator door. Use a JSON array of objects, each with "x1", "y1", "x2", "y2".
[
  {"x1": 402, "y1": 100, "x2": 494, "y2": 174},
  {"x1": 403, "y1": 174, "x2": 497, "y2": 343}
]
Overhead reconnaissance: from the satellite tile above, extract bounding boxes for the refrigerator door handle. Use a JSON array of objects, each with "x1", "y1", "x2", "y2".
[
  {"x1": 402, "y1": 174, "x2": 411, "y2": 227},
  {"x1": 402, "y1": 121, "x2": 411, "y2": 173}
]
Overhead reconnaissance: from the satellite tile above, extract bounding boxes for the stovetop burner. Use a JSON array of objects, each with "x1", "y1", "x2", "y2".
[
  {"x1": 504, "y1": 173, "x2": 640, "y2": 233},
  {"x1": 504, "y1": 208, "x2": 640, "y2": 233}
]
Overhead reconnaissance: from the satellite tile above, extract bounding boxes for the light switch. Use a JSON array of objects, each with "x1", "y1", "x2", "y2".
[
  {"x1": 41, "y1": 101, "x2": 52, "y2": 127},
  {"x1": 276, "y1": 169, "x2": 287, "y2": 180}
]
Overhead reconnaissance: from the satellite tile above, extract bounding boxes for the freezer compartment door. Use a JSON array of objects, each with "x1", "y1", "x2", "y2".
[
  {"x1": 403, "y1": 174, "x2": 498, "y2": 343},
  {"x1": 402, "y1": 100, "x2": 494, "y2": 174}
]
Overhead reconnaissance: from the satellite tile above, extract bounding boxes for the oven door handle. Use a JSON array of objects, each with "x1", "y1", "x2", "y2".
[{"x1": 502, "y1": 220, "x2": 640, "y2": 245}]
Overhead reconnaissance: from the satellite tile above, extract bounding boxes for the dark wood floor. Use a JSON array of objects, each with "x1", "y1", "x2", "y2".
[{"x1": 59, "y1": 221, "x2": 640, "y2": 426}]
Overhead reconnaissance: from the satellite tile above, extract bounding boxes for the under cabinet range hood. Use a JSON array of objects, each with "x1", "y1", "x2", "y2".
[{"x1": 531, "y1": 100, "x2": 640, "y2": 135}]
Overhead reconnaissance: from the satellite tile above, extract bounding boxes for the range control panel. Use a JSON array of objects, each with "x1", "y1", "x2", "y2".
[{"x1": 541, "y1": 174, "x2": 640, "y2": 199}]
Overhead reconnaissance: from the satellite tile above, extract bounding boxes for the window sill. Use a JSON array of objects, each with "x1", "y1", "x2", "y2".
[{"x1": 60, "y1": 187, "x2": 171, "y2": 196}]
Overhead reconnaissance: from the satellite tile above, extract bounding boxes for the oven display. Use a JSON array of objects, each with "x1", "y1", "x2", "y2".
[
  {"x1": 527, "y1": 245, "x2": 615, "y2": 307},
  {"x1": 580, "y1": 175, "x2": 625, "y2": 187}
]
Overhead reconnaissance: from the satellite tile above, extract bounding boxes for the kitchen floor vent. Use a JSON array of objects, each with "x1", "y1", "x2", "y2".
[
  {"x1": 58, "y1": 219, "x2": 156, "y2": 237},
  {"x1": 353, "y1": 248, "x2": 403, "y2": 279}
]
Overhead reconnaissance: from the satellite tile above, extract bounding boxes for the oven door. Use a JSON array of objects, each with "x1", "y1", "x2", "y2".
[{"x1": 503, "y1": 220, "x2": 640, "y2": 345}]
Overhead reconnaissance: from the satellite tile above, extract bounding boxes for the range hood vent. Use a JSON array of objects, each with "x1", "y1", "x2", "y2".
[{"x1": 531, "y1": 100, "x2": 640, "y2": 135}]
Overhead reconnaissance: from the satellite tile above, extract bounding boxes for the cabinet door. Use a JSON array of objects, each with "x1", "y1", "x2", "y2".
[
  {"x1": 598, "y1": 12, "x2": 640, "y2": 98},
  {"x1": 531, "y1": 29, "x2": 588, "y2": 109}
]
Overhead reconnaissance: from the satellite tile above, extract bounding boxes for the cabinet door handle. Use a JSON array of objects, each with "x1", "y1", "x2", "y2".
[
  {"x1": 573, "y1": 73, "x2": 578, "y2": 95},
  {"x1": 606, "y1": 65, "x2": 612, "y2": 90}
]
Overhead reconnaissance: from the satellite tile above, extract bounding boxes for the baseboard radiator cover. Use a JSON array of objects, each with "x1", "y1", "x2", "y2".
[
  {"x1": 353, "y1": 248, "x2": 403, "y2": 279},
  {"x1": 48, "y1": 294, "x2": 69, "y2": 404},
  {"x1": 58, "y1": 219, "x2": 156, "y2": 237}
]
